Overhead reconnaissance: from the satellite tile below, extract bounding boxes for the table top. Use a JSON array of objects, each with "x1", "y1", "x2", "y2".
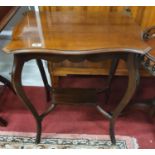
[{"x1": 3, "y1": 11, "x2": 150, "y2": 55}]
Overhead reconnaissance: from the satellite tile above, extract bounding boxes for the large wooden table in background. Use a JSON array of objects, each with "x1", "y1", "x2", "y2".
[{"x1": 2, "y1": 10, "x2": 150, "y2": 145}]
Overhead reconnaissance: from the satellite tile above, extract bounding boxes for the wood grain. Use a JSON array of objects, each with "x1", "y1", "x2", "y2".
[
  {"x1": 3, "y1": 11, "x2": 148, "y2": 54},
  {"x1": 39, "y1": 7, "x2": 153, "y2": 83},
  {"x1": 40, "y1": 6, "x2": 155, "y2": 29}
]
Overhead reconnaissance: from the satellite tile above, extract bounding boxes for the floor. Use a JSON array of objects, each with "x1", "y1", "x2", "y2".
[{"x1": 0, "y1": 76, "x2": 155, "y2": 148}]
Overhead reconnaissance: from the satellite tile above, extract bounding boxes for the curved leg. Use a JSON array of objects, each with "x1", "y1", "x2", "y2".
[
  {"x1": 36, "y1": 59, "x2": 51, "y2": 102},
  {"x1": 12, "y1": 56, "x2": 41, "y2": 143},
  {"x1": 109, "y1": 53, "x2": 139, "y2": 145},
  {"x1": 12, "y1": 55, "x2": 55, "y2": 143}
]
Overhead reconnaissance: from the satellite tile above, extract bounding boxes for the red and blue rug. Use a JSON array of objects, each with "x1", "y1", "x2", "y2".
[{"x1": 0, "y1": 132, "x2": 138, "y2": 149}]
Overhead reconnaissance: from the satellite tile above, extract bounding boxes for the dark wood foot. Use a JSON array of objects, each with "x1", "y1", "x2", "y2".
[
  {"x1": 149, "y1": 101, "x2": 155, "y2": 117},
  {"x1": 0, "y1": 117, "x2": 8, "y2": 127},
  {"x1": 35, "y1": 119, "x2": 42, "y2": 144},
  {"x1": 0, "y1": 75, "x2": 15, "y2": 127},
  {"x1": 125, "y1": 99, "x2": 155, "y2": 120},
  {"x1": 110, "y1": 120, "x2": 116, "y2": 145}
]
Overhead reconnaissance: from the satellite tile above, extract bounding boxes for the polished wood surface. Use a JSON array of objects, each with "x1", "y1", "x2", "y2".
[
  {"x1": 39, "y1": 7, "x2": 155, "y2": 80},
  {"x1": 3, "y1": 11, "x2": 149, "y2": 54},
  {"x1": 40, "y1": 6, "x2": 155, "y2": 29}
]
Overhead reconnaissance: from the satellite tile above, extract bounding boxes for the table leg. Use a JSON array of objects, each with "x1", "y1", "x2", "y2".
[
  {"x1": 109, "y1": 53, "x2": 139, "y2": 145},
  {"x1": 36, "y1": 59, "x2": 51, "y2": 102},
  {"x1": 128, "y1": 99, "x2": 155, "y2": 121},
  {"x1": 11, "y1": 53, "x2": 139, "y2": 145},
  {"x1": 12, "y1": 56, "x2": 55, "y2": 143},
  {"x1": 149, "y1": 100, "x2": 155, "y2": 117},
  {"x1": 105, "y1": 57, "x2": 120, "y2": 103},
  {"x1": 0, "y1": 117, "x2": 8, "y2": 126}
]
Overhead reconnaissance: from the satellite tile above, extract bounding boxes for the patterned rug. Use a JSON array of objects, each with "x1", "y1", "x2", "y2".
[{"x1": 0, "y1": 131, "x2": 138, "y2": 149}]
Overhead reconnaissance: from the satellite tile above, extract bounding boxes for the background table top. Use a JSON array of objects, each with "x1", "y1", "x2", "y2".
[{"x1": 3, "y1": 11, "x2": 149, "y2": 55}]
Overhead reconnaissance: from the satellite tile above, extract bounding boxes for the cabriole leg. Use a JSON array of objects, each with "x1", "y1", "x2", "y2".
[
  {"x1": 12, "y1": 55, "x2": 42, "y2": 144},
  {"x1": 109, "y1": 53, "x2": 139, "y2": 145}
]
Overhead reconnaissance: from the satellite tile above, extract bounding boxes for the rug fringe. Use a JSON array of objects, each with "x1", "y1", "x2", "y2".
[{"x1": 132, "y1": 137, "x2": 139, "y2": 149}]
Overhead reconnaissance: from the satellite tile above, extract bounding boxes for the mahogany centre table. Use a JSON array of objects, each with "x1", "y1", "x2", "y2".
[{"x1": 2, "y1": 10, "x2": 151, "y2": 145}]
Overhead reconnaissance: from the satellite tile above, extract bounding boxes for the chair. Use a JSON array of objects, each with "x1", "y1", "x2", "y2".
[
  {"x1": 0, "y1": 6, "x2": 19, "y2": 126},
  {"x1": 139, "y1": 26, "x2": 155, "y2": 117}
]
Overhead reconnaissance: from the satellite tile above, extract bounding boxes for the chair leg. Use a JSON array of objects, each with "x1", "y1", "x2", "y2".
[
  {"x1": 0, "y1": 117, "x2": 8, "y2": 127},
  {"x1": 149, "y1": 100, "x2": 155, "y2": 117},
  {"x1": 0, "y1": 75, "x2": 15, "y2": 94},
  {"x1": 105, "y1": 57, "x2": 120, "y2": 103},
  {"x1": 36, "y1": 59, "x2": 51, "y2": 102},
  {"x1": 0, "y1": 75, "x2": 15, "y2": 127}
]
